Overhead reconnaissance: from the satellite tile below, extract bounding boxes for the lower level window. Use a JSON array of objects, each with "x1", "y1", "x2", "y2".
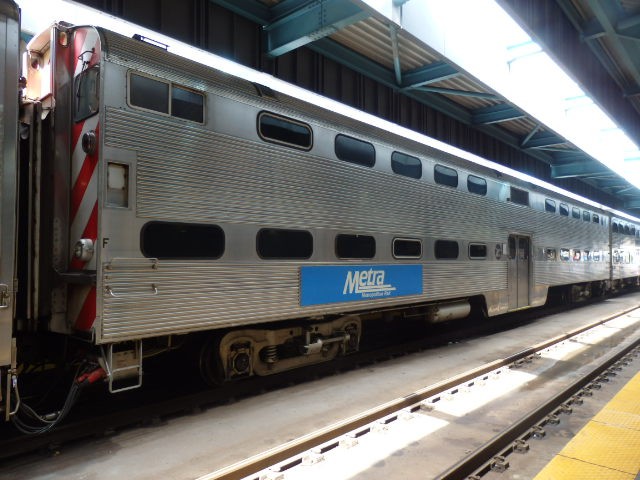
[
  {"x1": 336, "y1": 234, "x2": 375, "y2": 259},
  {"x1": 141, "y1": 222, "x2": 224, "y2": 259},
  {"x1": 435, "y1": 240, "x2": 459, "y2": 259},
  {"x1": 257, "y1": 229, "x2": 313, "y2": 259}
]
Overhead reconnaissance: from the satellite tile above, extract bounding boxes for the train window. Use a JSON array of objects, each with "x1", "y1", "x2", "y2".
[
  {"x1": 393, "y1": 238, "x2": 422, "y2": 258},
  {"x1": 545, "y1": 248, "x2": 557, "y2": 261},
  {"x1": 572, "y1": 207, "x2": 581, "y2": 219},
  {"x1": 435, "y1": 240, "x2": 459, "y2": 259},
  {"x1": 391, "y1": 151, "x2": 422, "y2": 179},
  {"x1": 583, "y1": 211, "x2": 591, "y2": 222},
  {"x1": 509, "y1": 187, "x2": 529, "y2": 206},
  {"x1": 468, "y1": 243, "x2": 487, "y2": 259},
  {"x1": 624, "y1": 225, "x2": 631, "y2": 235},
  {"x1": 545, "y1": 199, "x2": 556, "y2": 213},
  {"x1": 467, "y1": 175, "x2": 487, "y2": 195},
  {"x1": 632, "y1": 226, "x2": 637, "y2": 236},
  {"x1": 258, "y1": 112, "x2": 312, "y2": 150},
  {"x1": 172, "y1": 85, "x2": 204, "y2": 123},
  {"x1": 434, "y1": 165, "x2": 458, "y2": 188},
  {"x1": 584, "y1": 250, "x2": 591, "y2": 261},
  {"x1": 612, "y1": 222, "x2": 619, "y2": 233},
  {"x1": 559, "y1": 203, "x2": 569, "y2": 216},
  {"x1": 74, "y1": 65, "x2": 100, "y2": 122},
  {"x1": 336, "y1": 234, "x2": 376, "y2": 259},
  {"x1": 129, "y1": 73, "x2": 169, "y2": 114},
  {"x1": 257, "y1": 228, "x2": 313, "y2": 259},
  {"x1": 573, "y1": 249, "x2": 581, "y2": 261},
  {"x1": 592, "y1": 214, "x2": 599, "y2": 224},
  {"x1": 560, "y1": 248, "x2": 570, "y2": 261},
  {"x1": 335, "y1": 134, "x2": 375, "y2": 167},
  {"x1": 593, "y1": 251, "x2": 601, "y2": 262},
  {"x1": 141, "y1": 222, "x2": 224, "y2": 259}
]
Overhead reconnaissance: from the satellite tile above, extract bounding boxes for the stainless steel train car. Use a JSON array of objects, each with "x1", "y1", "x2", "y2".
[{"x1": 2, "y1": 8, "x2": 640, "y2": 430}]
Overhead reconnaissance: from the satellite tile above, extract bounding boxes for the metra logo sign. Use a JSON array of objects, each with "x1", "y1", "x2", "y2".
[
  {"x1": 300, "y1": 265, "x2": 422, "y2": 306},
  {"x1": 343, "y1": 269, "x2": 396, "y2": 297}
]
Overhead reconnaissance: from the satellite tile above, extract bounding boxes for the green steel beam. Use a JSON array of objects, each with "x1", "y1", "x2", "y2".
[
  {"x1": 551, "y1": 161, "x2": 612, "y2": 178},
  {"x1": 521, "y1": 131, "x2": 567, "y2": 149},
  {"x1": 400, "y1": 62, "x2": 459, "y2": 89},
  {"x1": 472, "y1": 104, "x2": 526, "y2": 124},
  {"x1": 265, "y1": 0, "x2": 368, "y2": 57}
]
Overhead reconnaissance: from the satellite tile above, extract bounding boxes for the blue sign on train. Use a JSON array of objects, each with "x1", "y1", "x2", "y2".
[{"x1": 300, "y1": 264, "x2": 423, "y2": 307}]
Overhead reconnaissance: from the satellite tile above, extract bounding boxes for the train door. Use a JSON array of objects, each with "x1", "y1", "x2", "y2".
[
  {"x1": 0, "y1": 0, "x2": 20, "y2": 368},
  {"x1": 508, "y1": 234, "x2": 530, "y2": 310}
]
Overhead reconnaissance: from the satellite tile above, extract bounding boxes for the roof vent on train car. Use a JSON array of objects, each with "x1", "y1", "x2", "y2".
[
  {"x1": 253, "y1": 83, "x2": 278, "y2": 100},
  {"x1": 132, "y1": 34, "x2": 168, "y2": 50}
]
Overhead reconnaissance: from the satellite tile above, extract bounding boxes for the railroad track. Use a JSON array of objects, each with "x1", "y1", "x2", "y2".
[
  {"x1": 0, "y1": 294, "x2": 637, "y2": 469},
  {"x1": 196, "y1": 305, "x2": 640, "y2": 480}
]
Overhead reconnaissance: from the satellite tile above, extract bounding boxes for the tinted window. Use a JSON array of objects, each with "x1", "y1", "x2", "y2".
[
  {"x1": 435, "y1": 240, "x2": 459, "y2": 259},
  {"x1": 141, "y1": 222, "x2": 224, "y2": 259},
  {"x1": 130, "y1": 73, "x2": 169, "y2": 114},
  {"x1": 335, "y1": 135, "x2": 375, "y2": 167},
  {"x1": 258, "y1": 112, "x2": 312, "y2": 150},
  {"x1": 336, "y1": 234, "x2": 376, "y2": 259},
  {"x1": 572, "y1": 207, "x2": 580, "y2": 219},
  {"x1": 510, "y1": 187, "x2": 529, "y2": 206},
  {"x1": 391, "y1": 151, "x2": 422, "y2": 179},
  {"x1": 257, "y1": 229, "x2": 312, "y2": 259},
  {"x1": 545, "y1": 199, "x2": 556, "y2": 213},
  {"x1": 467, "y1": 175, "x2": 487, "y2": 195},
  {"x1": 434, "y1": 164, "x2": 458, "y2": 188},
  {"x1": 583, "y1": 211, "x2": 591, "y2": 222},
  {"x1": 172, "y1": 85, "x2": 204, "y2": 123},
  {"x1": 559, "y1": 203, "x2": 569, "y2": 216},
  {"x1": 613, "y1": 222, "x2": 619, "y2": 233},
  {"x1": 592, "y1": 214, "x2": 599, "y2": 224},
  {"x1": 393, "y1": 238, "x2": 422, "y2": 258},
  {"x1": 545, "y1": 248, "x2": 557, "y2": 261},
  {"x1": 74, "y1": 66, "x2": 100, "y2": 122},
  {"x1": 625, "y1": 225, "x2": 631, "y2": 235},
  {"x1": 469, "y1": 243, "x2": 487, "y2": 259}
]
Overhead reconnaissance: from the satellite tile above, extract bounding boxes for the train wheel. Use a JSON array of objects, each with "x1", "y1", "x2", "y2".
[{"x1": 199, "y1": 336, "x2": 225, "y2": 386}]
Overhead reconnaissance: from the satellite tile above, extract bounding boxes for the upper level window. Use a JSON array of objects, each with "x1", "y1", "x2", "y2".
[
  {"x1": 391, "y1": 151, "x2": 422, "y2": 179},
  {"x1": 335, "y1": 134, "x2": 375, "y2": 167},
  {"x1": 572, "y1": 207, "x2": 581, "y2": 219},
  {"x1": 467, "y1": 175, "x2": 487, "y2": 195},
  {"x1": 336, "y1": 234, "x2": 375, "y2": 259},
  {"x1": 435, "y1": 240, "x2": 459, "y2": 259},
  {"x1": 559, "y1": 203, "x2": 569, "y2": 216},
  {"x1": 509, "y1": 187, "x2": 529, "y2": 206},
  {"x1": 74, "y1": 66, "x2": 100, "y2": 122},
  {"x1": 258, "y1": 112, "x2": 312, "y2": 150},
  {"x1": 545, "y1": 199, "x2": 556, "y2": 213},
  {"x1": 583, "y1": 211, "x2": 591, "y2": 222},
  {"x1": 257, "y1": 228, "x2": 313, "y2": 259},
  {"x1": 613, "y1": 222, "x2": 619, "y2": 233},
  {"x1": 593, "y1": 214, "x2": 600, "y2": 224},
  {"x1": 129, "y1": 72, "x2": 204, "y2": 123},
  {"x1": 141, "y1": 222, "x2": 224, "y2": 259},
  {"x1": 434, "y1": 164, "x2": 458, "y2": 188},
  {"x1": 172, "y1": 85, "x2": 204, "y2": 122},
  {"x1": 393, "y1": 238, "x2": 422, "y2": 258}
]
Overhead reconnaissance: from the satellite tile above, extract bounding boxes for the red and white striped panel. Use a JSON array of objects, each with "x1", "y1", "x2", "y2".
[{"x1": 68, "y1": 27, "x2": 101, "y2": 332}]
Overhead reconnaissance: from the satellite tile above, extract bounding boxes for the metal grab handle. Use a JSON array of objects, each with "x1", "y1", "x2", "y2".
[{"x1": 105, "y1": 284, "x2": 158, "y2": 298}]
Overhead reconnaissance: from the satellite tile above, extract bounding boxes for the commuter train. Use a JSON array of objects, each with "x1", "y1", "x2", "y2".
[{"x1": 1, "y1": 1, "x2": 639, "y2": 432}]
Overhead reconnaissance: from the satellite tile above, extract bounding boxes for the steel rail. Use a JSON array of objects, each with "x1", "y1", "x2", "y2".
[
  {"x1": 198, "y1": 305, "x2": 640, "y2": 480},
  {"x1": 439, "y1": 334, "x2": 640, "y2": 479}
]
